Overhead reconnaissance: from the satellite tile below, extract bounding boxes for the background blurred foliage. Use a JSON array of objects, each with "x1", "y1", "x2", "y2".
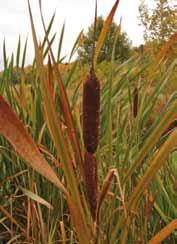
[{"x1": 77, "y1": 16, "x2": 132, "y2": 64}]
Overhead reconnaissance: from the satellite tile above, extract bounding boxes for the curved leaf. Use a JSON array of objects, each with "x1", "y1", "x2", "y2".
[{"x1": 0, "y1": 96, "x2": 68, "y2": 197}]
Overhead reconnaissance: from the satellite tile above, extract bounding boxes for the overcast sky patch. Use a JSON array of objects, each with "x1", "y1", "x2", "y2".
[{"x1": 0, "y1": 0, "x2": 154, "y2": 68}]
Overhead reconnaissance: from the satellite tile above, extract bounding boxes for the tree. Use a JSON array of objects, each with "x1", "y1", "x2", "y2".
[
  {"x1": 139, "y1": 0, "x2": 177, "y2": 93},
  {"x1": 77, "y1": 16, "x2": 132, "y2": 63},
  {"x1": 139, "y1": 0, "x2": 177, "y2": 44}
]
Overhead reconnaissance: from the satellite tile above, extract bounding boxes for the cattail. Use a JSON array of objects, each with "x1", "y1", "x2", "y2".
[
  {"x1": 83, "y1": 69, "x2": 100, "y2": 153},
  {"x1": 133, "y1": 86, "x2": 138, "y2": 118},
  {"x1": 84, "y1": 151, "x2": 98, "y2": 220}
]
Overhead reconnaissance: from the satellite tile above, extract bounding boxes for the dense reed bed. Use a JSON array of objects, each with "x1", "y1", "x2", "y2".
[{"x1": 0, "y1": 0, "x2": 177, "y2": 243}]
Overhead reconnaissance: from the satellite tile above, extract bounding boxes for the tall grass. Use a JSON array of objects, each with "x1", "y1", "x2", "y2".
[{"x1": 0, "y1": 0, "x2": 177, "y2": 243}]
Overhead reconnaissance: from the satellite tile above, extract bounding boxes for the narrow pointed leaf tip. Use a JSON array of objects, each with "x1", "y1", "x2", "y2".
[{"x1": 94, "y1": 0, "x2": 120, "y2": 67}]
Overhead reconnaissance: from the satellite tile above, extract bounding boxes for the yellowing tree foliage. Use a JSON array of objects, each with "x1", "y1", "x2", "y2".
[{"x1": 139, "y1": 0, "x2": 177, "y2": 44}]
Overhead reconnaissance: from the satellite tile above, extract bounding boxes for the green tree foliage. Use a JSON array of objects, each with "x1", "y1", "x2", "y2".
[
  {"x1": 139, "y1": 0, "x2": 177, "y2": 44},
  {"x1": 77, "y1": 16, "x2": 132, "y2": 63}
]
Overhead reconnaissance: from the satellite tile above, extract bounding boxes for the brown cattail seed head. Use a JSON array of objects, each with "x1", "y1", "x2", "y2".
[
  {"x1": 133, "y1": 86, "x2": 138, "y2": 118},
  {"x1": 83, "y1": 69, "x2": 100, "y2": 153},
  {"x1": 84, "y1": 151, "x2": 98, "y2": 220}
]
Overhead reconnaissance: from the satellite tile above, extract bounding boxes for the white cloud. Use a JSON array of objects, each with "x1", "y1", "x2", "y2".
[{"x1": 0, "y1": 0, "x2": 152, "y2": 68}]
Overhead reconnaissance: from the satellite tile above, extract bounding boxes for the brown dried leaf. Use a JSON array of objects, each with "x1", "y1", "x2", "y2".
[
  {"x1": 0, "y1": 96, "x2": 68, "y2": 196},
  {"x1": 94, "y1": 0, "x2": 120, "y2": 67},
  {"x1": 97, "y1": 169, "x2": 115, "y2": 218},
  {"x1": 0, "y1": 204, "x2": 25, "y2": 234},
  {"x1": 148, "y1": 219, "x2": 177, "y2": 244}
]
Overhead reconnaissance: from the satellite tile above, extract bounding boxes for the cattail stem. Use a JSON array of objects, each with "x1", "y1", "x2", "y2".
[{"x1": 83, "y1": 2, "x2": 100, "y2": 220}]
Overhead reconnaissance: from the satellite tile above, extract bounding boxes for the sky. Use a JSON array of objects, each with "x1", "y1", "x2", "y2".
[{"x1": 0, "y1": 0, "x2": 154, "y2": 68}]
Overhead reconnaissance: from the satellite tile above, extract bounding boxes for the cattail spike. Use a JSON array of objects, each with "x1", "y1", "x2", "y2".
[
  {"x1": 84, "y1": 151, "x2": 98, "y2": 220},
  {"x1": 133, "y1": 86, "x2": 138, "y2": 118},
  {"x1": 83, "y1": 69, "x2": 100, "y2": 153}
]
